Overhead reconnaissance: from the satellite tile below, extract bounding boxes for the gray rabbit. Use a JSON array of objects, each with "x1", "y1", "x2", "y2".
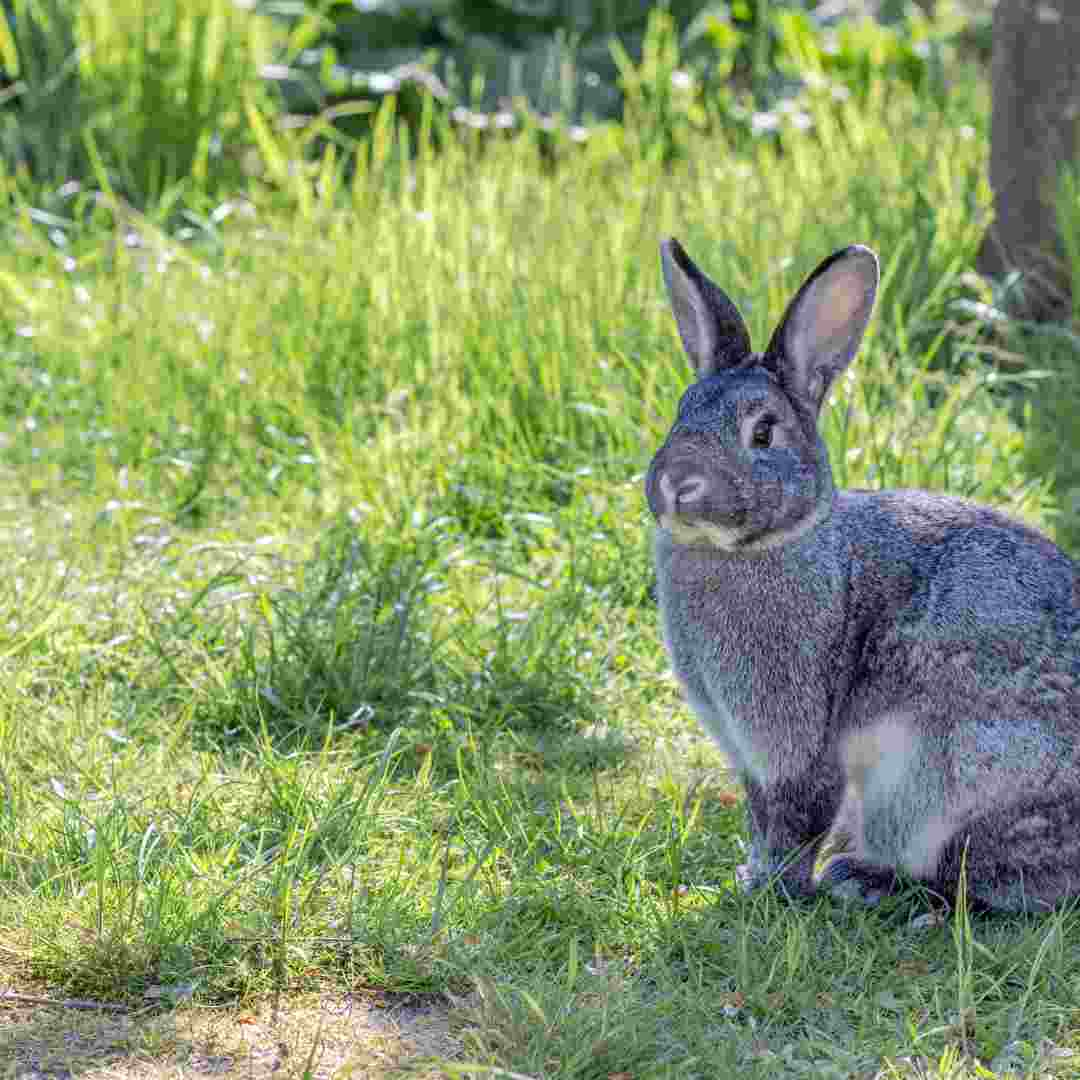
[{"x1": 646, "y1": 238, "x2": 1080, "y2": 912}]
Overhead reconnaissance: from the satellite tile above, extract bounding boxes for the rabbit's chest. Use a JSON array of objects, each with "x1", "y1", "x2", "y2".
[{"x1": 656, "y1": 540, "x2": 844, "y2": 781}]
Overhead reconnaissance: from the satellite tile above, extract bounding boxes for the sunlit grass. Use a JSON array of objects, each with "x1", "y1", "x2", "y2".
[{"x1": 1, "y1": 18, "x2": 1080, "y2": 1076}]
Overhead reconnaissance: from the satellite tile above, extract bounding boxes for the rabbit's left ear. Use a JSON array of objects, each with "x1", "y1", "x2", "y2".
[
  {"x1": 762, "y1": 246, "x2": 878, "y2": 414},
  {"x1": 660, "y1": 237, "x2": 752, "y2": 377}
]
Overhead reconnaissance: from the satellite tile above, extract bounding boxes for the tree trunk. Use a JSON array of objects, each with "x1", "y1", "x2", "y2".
[{"x1": 978, "y1": 0, "x2": 1080, "y2": 317}]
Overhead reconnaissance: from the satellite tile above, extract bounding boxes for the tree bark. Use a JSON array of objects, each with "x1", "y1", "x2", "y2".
[{"x1": 978, "y1": 0, "x2": 1080, "y2": 317}]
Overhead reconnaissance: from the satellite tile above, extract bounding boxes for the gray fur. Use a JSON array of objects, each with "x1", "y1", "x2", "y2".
[{"x1": 647, "y1": 239, "x2": 1080, "y2": 912}]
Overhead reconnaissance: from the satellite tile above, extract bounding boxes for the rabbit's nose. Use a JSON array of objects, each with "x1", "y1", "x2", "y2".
[{"x1": 659, "y1": 468, "x2": 709, "y2": 510}]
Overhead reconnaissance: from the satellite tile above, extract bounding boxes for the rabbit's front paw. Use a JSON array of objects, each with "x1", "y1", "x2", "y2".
[
  {"x1": 813, "y1": 854, "x2": 894, "y2": 906},
  {"x1": 735, "y1": 857, "x2": 815, "y2": 900},
  {"x1": 735, "y1": 861, "x2": 763, "y2": 893},
  {"x1": 735, "y1": 837, "x2": 775, "y2": 894}
]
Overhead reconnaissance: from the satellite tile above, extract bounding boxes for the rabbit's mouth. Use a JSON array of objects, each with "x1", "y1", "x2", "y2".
[
  {"x1": 659, "y1": 510, "x2": 751, "y2": 550},
  {"x1": 647, "y1": 446, "x2": 824, "y2": 549},
  {"x1": 659, "y1": 498, "x2": 831, "y2": 552}
]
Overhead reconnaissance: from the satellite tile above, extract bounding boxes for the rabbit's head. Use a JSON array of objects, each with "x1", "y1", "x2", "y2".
[{"x1": 646, "y1": 240, "x2": 878, "y2": 552}]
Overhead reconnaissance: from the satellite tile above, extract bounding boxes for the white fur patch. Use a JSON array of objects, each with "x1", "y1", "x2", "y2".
[{"x1": 903, "y1": 815, "x2": 955, "y2": 879}]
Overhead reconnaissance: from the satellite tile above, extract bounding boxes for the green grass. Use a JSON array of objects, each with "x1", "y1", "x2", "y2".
[{"x1": 3, "y1": 5, "x2": 1080, "y2": 1077}]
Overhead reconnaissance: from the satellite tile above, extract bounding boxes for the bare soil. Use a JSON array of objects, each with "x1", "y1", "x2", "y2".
[{"x1": 1, "y1": 988, "x2": 461, "y2": 1080}]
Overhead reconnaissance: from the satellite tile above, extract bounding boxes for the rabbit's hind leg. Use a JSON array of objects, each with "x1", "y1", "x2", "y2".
[
  {"x1": 810, "y1": 779, "x2": 898, "y2": 904},
  {"x1": 813, "y1": 850, "x2": 897, "y2": 905},
  {"x1": 810, "y1": 713, "x2": 923, "y2": 905},
  {"x1": 934, "y1": 792, "x2": 1080, "y2": 913}
]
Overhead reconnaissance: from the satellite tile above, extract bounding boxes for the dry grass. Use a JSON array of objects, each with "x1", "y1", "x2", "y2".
[{"x1": 1, "y1": 984, "x2": 461, "y2": 1080}]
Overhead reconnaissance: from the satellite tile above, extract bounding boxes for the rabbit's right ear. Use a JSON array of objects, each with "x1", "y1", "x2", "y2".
[{"x1": 660, "y1": 238, "x2": 752, "y2": 377}]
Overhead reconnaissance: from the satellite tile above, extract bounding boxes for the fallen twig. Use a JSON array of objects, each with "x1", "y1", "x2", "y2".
[{"x1": 0, "y1": 989, "x2": 129, "y2": 1012}]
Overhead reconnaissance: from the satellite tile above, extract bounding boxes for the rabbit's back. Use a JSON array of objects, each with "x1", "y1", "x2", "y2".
[{"x1": 840, "y1": 489, "x2": 1080, "y2": 732}]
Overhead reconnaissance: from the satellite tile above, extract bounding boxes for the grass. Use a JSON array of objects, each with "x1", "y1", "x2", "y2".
[{"x1": 3, "y1": 3, "x2": 1080, "y2": 1077}]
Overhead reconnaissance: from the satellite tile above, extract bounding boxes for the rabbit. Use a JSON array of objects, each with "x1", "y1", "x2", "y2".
[{"x1": 645, "y1": 237, "x2": 1080, "y2": 912}]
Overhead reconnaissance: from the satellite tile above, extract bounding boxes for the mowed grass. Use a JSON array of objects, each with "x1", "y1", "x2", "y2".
[{"x1": 3, "y1": 43, "x2": 1080, "y2": 1078}]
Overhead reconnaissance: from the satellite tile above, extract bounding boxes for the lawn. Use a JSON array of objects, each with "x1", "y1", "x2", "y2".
[{"x1": 3, "y1": 3, "x2": 1080, "y2": 1078}]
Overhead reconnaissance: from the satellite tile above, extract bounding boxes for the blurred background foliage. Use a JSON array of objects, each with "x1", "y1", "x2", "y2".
[
  {"x1": 0, "y1": 0, "x2": 995, "y2": 206},
  {"x1": 258, "y1": 0, "x2": 989, "y2": 146},
  {"x1": 0, "y1": 0, "x2": 278, "y2": 203}
]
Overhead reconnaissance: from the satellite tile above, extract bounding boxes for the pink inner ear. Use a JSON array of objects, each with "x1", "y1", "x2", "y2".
[{"x1": 812, "y1": 268, "x2": 867, "y2": 347}]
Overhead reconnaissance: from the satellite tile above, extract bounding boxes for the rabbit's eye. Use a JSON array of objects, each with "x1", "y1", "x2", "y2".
[{"x1": 751, "y1": 417, "x2": 775, "y2": 449}]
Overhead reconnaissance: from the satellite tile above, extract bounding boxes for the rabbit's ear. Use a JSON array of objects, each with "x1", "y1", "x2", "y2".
[
  {"x1": 661, "y1": 238, "x2": 752, "y2": 377},
  {"x1": 762, "y1": 246, "x2": 878, "y2": 414}
]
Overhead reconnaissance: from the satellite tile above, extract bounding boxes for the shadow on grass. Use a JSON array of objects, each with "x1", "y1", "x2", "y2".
[{"x1": 165, "y1": 519, "x2": 631, "y2": 774}]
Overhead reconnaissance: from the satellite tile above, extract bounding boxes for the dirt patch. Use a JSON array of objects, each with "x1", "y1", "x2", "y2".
[{"x1": 0, "y1": 991, "x2": 461, "y2": 1080}]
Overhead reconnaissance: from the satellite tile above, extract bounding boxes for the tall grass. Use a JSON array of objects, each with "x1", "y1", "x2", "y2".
[
  {"x1": 0, "y1": 74, "x2": 1047, "y2": 523},
  {"x1": 1, "y1": 4, "x2": 1079, "y2": 1078},
  {"x1": 2, "y1": 0, "x2": 275, "y2": 202}
]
